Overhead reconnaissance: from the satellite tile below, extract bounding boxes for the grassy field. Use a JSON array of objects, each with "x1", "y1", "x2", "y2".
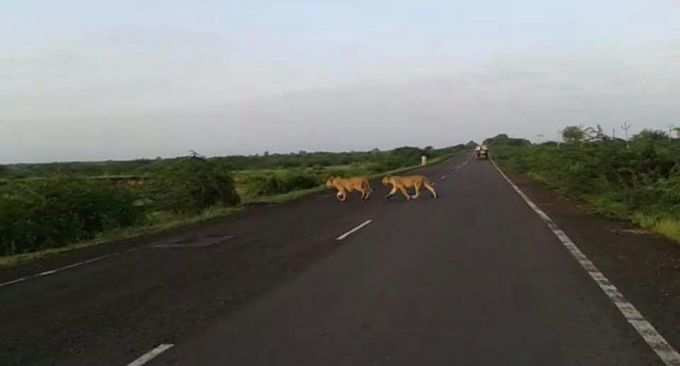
[
  {"x1": 489, "y1": 131, "x2": 680, "y2": 243},
  {"x1": 0, "y1": 145, "x2": 465, "y2": 266}
]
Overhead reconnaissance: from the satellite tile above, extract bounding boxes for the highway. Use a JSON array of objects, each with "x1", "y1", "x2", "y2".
[{"x1": 1, "y1": 153, "x2": 677, "y2": 365}]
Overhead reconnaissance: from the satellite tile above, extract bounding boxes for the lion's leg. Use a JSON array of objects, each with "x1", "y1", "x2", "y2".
[
  {"x1": 385, "y1": 185, "x2": 397, "y2": 199},
  {"x1": 337, "y1": 189, "x2": 347, "y2": 202},
  {"x1": 425, "y1": 183, "x2": 438, "y2": 198},
  {"x1": 413, "y1": 183, "x2": 421, "y2": 199},
  {"x1": 398, "y1": 186, "x2": 411, "y2": 200},
  {"x1": 362, "y1": 182, "x2": 372, "y2": 200}
]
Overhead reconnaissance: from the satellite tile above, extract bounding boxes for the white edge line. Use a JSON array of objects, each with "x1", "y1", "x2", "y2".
[
  {"x1": 336, "y1": 220, "x2": 373, "y2": 241},
  {"x1": 491, "y1": 159, "x2": 680, "y2": 366},
  {"x1": 0, "y1": 277, "x2": 27, "y2": 287},
  {"x1": 0, "y1": 248, "x2": 136, "y2": 289},
  {"x1": 127, "y1": 344, "x2": 174, "y2": 366}
]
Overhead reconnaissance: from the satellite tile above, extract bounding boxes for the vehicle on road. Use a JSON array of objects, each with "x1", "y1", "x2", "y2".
[{"x1": 475, "y1": 145, "x2": 489, "y2": 160}]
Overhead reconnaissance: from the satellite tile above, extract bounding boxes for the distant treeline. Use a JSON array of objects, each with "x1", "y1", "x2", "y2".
[{"x1": 0, "y1": 145, "x2": 465, "y2": 179}]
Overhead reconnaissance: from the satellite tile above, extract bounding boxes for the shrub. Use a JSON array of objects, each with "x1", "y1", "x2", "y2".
[
  {"x1": 0, "y1": 179, "x2": 144, "y2": 256},
  {"x1": 149, "y1": 157, "x2": 240, "y2": 213},
  {"x1": 243, "y1": 171, "x2": 321, "y2": 197},
  {"x1": 493, "y1": 133, "x2": 680, "y2": 242}
]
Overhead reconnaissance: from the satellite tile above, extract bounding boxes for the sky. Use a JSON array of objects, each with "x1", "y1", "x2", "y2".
[{"x1": 2, "y1": 0, "x2": 680, "y2": 163}]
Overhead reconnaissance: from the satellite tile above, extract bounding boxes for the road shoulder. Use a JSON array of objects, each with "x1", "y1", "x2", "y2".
[{"x1": 504, "y1": 171, "x2": 680, "y2": 354}]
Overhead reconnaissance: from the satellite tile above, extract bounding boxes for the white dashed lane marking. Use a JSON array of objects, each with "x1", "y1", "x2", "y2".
[
  {"x1": 127, "y1": 344, "x2": 174, "y2": 366},
  {"x1": 1, "y1": 233, "x2": 238, "y2": 288},
  {"x1": 491, "y1": 160, "x2": 680, "y2": 366},
  {"x1": 0, "y1": 250, "x2": 134, "y2": 289},
  {"x1": 442, "y1": 157, "x2": 472, "y2": 180},
  {"x1": 336, "y1": 220, "x2": 373, "y2": 241}
]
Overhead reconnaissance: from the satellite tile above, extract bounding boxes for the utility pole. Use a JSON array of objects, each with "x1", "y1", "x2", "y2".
[
  {"x1": 621, "y1": 122, "x2": 632, "y2": 140},
  {"x1": 557, "y1": 129, "x2": 563, "y2": 148}
]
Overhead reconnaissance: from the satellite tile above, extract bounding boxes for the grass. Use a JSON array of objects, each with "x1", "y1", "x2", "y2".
[
  {"x1": 652, "y1": 218, "x2": 680, "y2": 242},
  {"x1": 629, "y1": 213, "x2": 680, "y2": 242},
  {"x1": 243, "y1": 185, "x2": 327, "y2": 205},
  {"x1": 586, "y1": 195, "x2": 631, "y2": 219},
  {"x1": 0, "y1": 152, "x2": 461, "y2": 268}
]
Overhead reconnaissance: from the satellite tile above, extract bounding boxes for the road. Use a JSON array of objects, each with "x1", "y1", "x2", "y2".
[{"x1": 1, "y1": 154, "x2": 676, "y2": 365}]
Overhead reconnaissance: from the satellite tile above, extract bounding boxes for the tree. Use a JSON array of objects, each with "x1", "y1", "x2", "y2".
[
  {"x1": 562, "y1": 126, "x2": 585, "y2": 143},
  {"x1": 152, "y1": 158, "x2": 240, "y2": 213},
  {"x1": 632, "y1": 129, "x2": 668, "y2": 142},
  {"x1": 484, "y1": 134, "x2": 530, "y2": 146},
  {"x1": 582, "y1": 124, "x2": 609, "y2": 142},
  {"x1": 188, "y1": 150, "x2": 206, "y2": 161}
]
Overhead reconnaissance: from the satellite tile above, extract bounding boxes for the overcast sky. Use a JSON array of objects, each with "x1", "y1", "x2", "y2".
[{"x1": 2, "y1": 1, "x2": 680, "y2": 163}]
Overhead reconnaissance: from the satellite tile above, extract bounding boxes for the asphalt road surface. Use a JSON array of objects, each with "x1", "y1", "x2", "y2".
[{"x1": 1, "y1": 154, "x2": 675, "y2": 365}]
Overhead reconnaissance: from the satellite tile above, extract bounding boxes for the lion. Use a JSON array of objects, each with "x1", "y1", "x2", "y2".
[
  {"x1": 326, "y1": 176, "x2": 373, "y2": 202},
  {"x1": 382, "y1": 175, "x2": 437, "y2": 200}
]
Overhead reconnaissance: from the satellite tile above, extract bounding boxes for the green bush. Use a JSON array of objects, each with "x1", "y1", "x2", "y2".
[
  {"x1": 492, "y1": 134, "x2": 680, "y2": 241},
  {"x1": 149, "y1": 158, "x2": 240, "y2": 213},
  {"x1": 243, "y1": 171, "x2": 321, "y2": 197},
  {"x1": 0, "y1": 179, "x2": 144, "y2": 256}
]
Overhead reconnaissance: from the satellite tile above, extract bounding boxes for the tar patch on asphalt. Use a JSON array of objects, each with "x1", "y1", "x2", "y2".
[
  {"x1": 612, "y1": 228, "x2": 650, "y2": 235},
  {"x1": 151, "y1": 234, "x2": 235, "y2": 248}
]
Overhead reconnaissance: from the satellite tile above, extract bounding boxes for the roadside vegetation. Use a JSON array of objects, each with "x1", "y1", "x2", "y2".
[
  {"x1": 0, "y1": 145, "x2": 464, "y2": 260},
  {"x1": 489, "y1": 128, "x2": 680, "y2": 243}
]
